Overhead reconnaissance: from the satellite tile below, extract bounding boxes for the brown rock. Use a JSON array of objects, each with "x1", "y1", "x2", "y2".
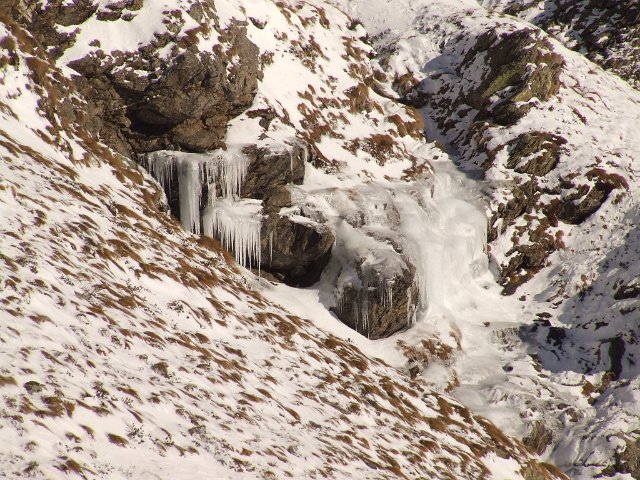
[
  {"x1": 241, "y1": 144, "x2": 334, "y2": 287},
  {"x1": 506, "y1": 132, "x2": 567, "y2": 176},
  {"x1": 615, "y1": 434, "x2": 640, "y2": 478},
  {"x1": 330, "y1": 252, "x2": 419, "y2": 340},
  {"x1": 523, "y1": 420, "x2": 554, "y2": 455},
  {"x1": 465, "y1": 29, "x2": 564, "y2": 126}
]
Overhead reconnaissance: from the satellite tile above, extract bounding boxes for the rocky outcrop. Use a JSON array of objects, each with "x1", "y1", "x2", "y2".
[
  {"x1": 242, "y1": 145, "x2": 335, "y2": 287},
  {"x1": 502, "y1": 0, "x2": 640, "y2": 90},
  {"x1": 612, "y1": 435, "x2": 640, "y2": 478},
  {"x1": 464, "y1": 29, "x2": 563, "y2": 126},
  {"x1": 8, "y1": 0, "x2": 260, "y2": 158},
  {"x1": 399, "y1": 21, "x2": 631, "y2": 294},
  {"x1": 523, "y1": 420, "x2": 554, "y2": 455},
  {"x1": 424, "y1": 28, "x2": 566, "y2": 293},
  {"x1": 73, "y1": 25, "x2": 259, "y2": 157},
  {"x1": 332, "y1": 255, "x2": 419, "y2": 339},
  {"x1": 505, "y1": 132, "x2": 566, "y2": 176}
]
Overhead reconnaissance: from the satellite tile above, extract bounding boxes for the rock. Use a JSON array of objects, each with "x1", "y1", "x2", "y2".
[
  {"x1": 241, "y1": 145, "x2": 306, "y2": 200},
  {"x1": 614, "y1": 434, "x2": 640, "y2": 478},
  {"x1": 523, "y1": 420, "x2": 554, "y2": 455},
  {"x1": 241, "y1": 144, "x2": 335, "y2": 287},
  {"x1": 11, "y1": 1, "x2": 261, "y2": 158},
  {"x1": 465, "y1": 29, "x2": 564, "y2": 126},
  {"x1": 261, "y1": 215, "x2": 335, "y2": 287},
  {"x1": 487, "y1": 180, "x2": 537, "y2": 242},
  {"x1": 506, "y1": 132, "x2": 566, "y2": 176},
  {"x1": 23, "y1": 381, "x2": 44, "y2": 395},
  {"x1": 553, "y1": 167, "x2": 628, "y2": 225},
  {"x1": 328, "y1": 241, "x2": 420, "y2": 340},
  {"x1": 607, "y1": 336, "x2": 626, "y2": 381},
  {"x1": 520, "y1": 462, "x2": 567, "y2": 480},
  {"x1": 76, "y1": 25, "x2": 259, "y2": 157},
  {"x1": 614, "y1": 281, "x2": 640, "y2": 300},
  {"x1": 556, "y1": 182, "x2": 613, "y2": 225}
]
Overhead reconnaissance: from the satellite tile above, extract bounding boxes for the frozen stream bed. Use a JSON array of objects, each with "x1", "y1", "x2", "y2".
[{"x1": 259, "y1": 155, "x2": 545, "y2": 442}]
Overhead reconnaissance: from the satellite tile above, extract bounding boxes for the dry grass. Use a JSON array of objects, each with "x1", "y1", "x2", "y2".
[
  {"x1": 56, "y1": 457, "x2": 89, "y2": 478},
  {"x1": 0, "y1": 375, "x2": 16, "y2": 387},
  {"x1": 107, "y1": 433, "x2": 129, "y2": 447}
]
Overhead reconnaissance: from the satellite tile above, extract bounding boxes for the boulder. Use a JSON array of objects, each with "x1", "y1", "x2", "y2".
[
  {"x1": 523, "y1": 420, "x2": 554, "y2": 455},
  {"x1": 331, "y1": 255, "x2": 419, "y2": 339},
  {"x1": 464, "y1": 28, "x2": 564, "y2": 126},
  {"x1": 612, "y1": 434, "x2": 640, "y2": 479},
  {"x1": 505, "y1": 132, "x2": 566, "y2": 177},
  {"x1": 11, "y1": 1, "x2": 261, "y2": 158},
  {"x1": 241, "y1": 144, "x2": 335, "y2": 286}
]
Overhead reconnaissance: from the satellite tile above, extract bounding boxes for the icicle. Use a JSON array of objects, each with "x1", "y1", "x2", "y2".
[
  {"x1": 269, "y1": 230, "x2": 274, "y2": 266},
  {"x1": 203, "y1": 198, "x2": 262, "y2": 269},
  {"x1": 147, "y1": 151, "x2": 176, "y2": 189},
  {"x1": 218, "y1": 151, "x2": 250, "y2": 199},
  {"x1": 177, "y1": 159, "x2": 202, "y2": 233},
  {"x1": 146, "y1": 151, "x2": 205, "y2": 234},
  {"x1": 378, "y1": 277, "x2": 394, "y2": 309}
]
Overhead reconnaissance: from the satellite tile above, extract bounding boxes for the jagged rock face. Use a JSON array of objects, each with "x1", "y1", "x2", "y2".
[
  {"x1": 463, "y1": 29, "x2": 563, "y2": 126},
  {"x1": 242, "y1": 145, "x2": 335, "y2": 286},
  {"x1": 492, "y1": 0, "x2": 640, "y2": 90},
  {"x1": 523, "y1": 420, "x2": 554, "y2": 455},
  {"x1": 613, "y1": 435, "x2": 640, "y2": 478},
  {"x1": 504, "y1": 132, "x2": 566, "y2": 176},
  {"x1": 9, "y1": 0, "x2": 260, "y2": 158},
  {"x1": 75, "y1": 25, "x2": 259, "y2": 157},
  {"x1": 261, "y1": 215, "x2": 335, "y2": 286}
]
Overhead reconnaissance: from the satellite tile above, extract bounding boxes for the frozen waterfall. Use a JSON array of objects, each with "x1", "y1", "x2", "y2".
[
  {"x1": 203, "y1": 198, "x2": 262, "y2": 270},
  {"x1": 146, "y1": 149, "x2": 262, "y2": 269}
]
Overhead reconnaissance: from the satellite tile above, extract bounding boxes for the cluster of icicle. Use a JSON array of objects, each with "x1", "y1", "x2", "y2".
[
  {"x1": 146, "y1": 150, "x2": 262, "y2": 269},
  {"x1": 334, "y1": 274, "x2": 397, "y2": 337}
]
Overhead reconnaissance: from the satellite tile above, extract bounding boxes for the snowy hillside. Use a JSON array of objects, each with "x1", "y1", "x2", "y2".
[
  {"x1": 479, "y1": 0, "x2": 640, "y2": 89},
  {"x1": 0, "y1": 3, "x2": 565, "y2": 480},
  {"x1": 3, "y1": 0, "x2": 640, "y2": 478},
  {"x1": 333, "y1": 0, "x2": 640, "y2": 478}
]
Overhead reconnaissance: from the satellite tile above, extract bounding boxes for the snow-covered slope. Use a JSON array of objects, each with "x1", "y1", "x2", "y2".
[
  {"x1": 5, "y1": 0, "x2": 640, "y2": 478},
  {"x1": 479, "y1": 0, "x2": 640, "y2": 90},
  {"x1": 0, "y1": 5, "x2": 565, "y2": 480},
  {"x1": 332, "y1": 0, "x2": 640, "y2": 478}
]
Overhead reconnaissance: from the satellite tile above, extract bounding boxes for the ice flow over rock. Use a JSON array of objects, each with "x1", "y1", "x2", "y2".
[{"x1": 147, "y1": 149, "x2": 262, "y2": 269}]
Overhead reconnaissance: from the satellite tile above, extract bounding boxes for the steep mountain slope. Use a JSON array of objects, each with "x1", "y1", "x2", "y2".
[
  {"x1": 480, "y1": 0, "x2": 640, "y2": 89},
  {"x1": 334, "y1": 0, "x2": 640, "y2": 478},
  {"x1": 0, "y1": 4, "x2": 565, "y2": 480}
]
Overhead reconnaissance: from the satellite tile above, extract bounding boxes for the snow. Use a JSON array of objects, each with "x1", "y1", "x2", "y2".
[{"x1": 11, "y1": 0, "x2": 640, "y2": 477}]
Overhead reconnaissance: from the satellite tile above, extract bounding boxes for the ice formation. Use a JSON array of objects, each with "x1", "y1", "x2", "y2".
[
  {"x1": 147, "y1": 149, "x2": 262, "y2": 268},
  {"x1": 203, "y1": 199, "x2": 262, "y2": 270},
  {"x1": 396, "y1": 167, "x2": 488, "y2": 314},
  {"x1": 310, "y1": 162, "x2": 488, "y2": 334},
  {"x1": 147, "y1": 151, "x2": 212, "y2": 233}
]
